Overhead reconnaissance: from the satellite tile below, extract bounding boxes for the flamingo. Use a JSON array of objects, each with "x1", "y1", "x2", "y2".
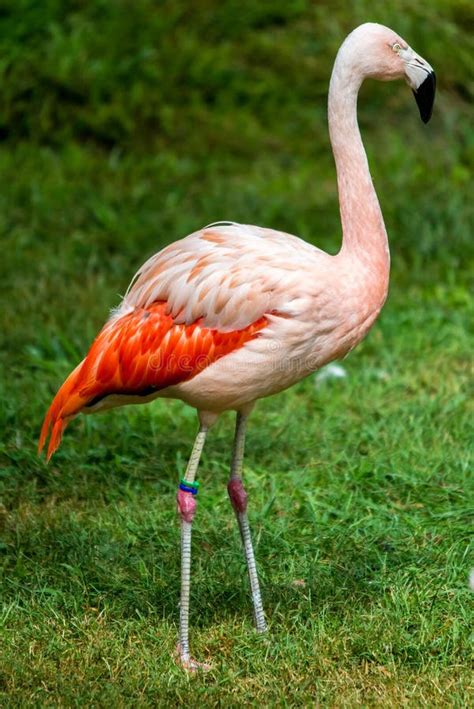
[{"x1": 39, "y1": 23, "x2": 435, "y2": 669}]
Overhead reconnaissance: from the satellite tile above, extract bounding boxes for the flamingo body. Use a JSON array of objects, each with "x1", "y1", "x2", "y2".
[{"x1": 39, "y1": 223, "x2": 388, "y2": 459}]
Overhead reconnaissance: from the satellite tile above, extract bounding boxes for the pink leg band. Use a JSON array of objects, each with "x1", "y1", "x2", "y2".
[
  {"x1": 177, "y1": 489, "x2": 197, "y2": 523},
  {"x1": 227, "y1": 477, "x2": 248, "y2": 514}
]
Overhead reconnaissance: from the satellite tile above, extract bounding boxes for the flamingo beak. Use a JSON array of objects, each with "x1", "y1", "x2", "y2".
[{"x1": 412, "y1": 71, "x2": 436, "y2": 123}]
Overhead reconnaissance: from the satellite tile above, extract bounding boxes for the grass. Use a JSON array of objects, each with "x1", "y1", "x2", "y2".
[{"x1": 0, "y1": 0, "x2": 473, "y2": 705}]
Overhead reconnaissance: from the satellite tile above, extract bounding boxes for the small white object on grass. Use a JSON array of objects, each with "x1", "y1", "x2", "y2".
[
  {"x1": 314, "y1": 363, "x2": 347, "y2": 387},
  {"x1": 469, "y1": 569, "x2": 474, "y2": 592}
]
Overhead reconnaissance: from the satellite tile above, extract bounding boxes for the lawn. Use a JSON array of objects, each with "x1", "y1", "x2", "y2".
[{"x1": 0, "y1": 1, "x2": 473, "y2": 705}]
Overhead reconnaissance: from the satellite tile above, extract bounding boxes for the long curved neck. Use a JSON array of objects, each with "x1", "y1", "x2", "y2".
[{"x1": 328, "y1": 51, "x2": 390, "y2": 278}]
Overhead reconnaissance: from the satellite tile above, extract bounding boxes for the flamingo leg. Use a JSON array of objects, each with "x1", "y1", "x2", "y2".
[
  {"x1": 176, "y1": 425, "x2": 210, "y2": 670},
  {"x1": 227, "y1": 412, "x2": 267, "y2": 633}
]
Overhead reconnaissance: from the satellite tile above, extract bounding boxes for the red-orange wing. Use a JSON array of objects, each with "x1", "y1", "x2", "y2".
[{"x1": 39, "y1": 302, "x2": 267, "y2": 460}]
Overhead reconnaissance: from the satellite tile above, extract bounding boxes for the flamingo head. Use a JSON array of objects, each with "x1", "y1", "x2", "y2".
[{"x1": 342, "y1": 23, "x2": 436, "y2": 123}]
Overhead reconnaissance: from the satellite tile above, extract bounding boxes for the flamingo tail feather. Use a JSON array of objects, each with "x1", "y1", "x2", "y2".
[{"x1": 38, "y1": 363, "x2": 86, "y2": 461}]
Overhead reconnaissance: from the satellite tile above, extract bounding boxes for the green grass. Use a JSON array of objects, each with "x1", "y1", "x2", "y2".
[{"x1": 1, "y1": 0, "x2": 473, "y2": 705}]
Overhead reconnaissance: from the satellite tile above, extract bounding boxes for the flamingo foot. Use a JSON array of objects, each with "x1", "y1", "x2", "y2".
[{"x1": 175, "y1": 643, "x2": 212, "y2": 672}]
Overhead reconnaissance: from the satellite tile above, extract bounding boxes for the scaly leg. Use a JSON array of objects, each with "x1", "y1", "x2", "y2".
[
  {"x1": 176, "y1": 424, "x2": 210, "y2": 671},
  {"x1": 227, "y1": 412, "x2": 267, "y2": 632}
]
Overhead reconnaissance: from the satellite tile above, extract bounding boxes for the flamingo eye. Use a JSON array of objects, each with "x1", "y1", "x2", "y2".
[{"x1": 392, "y1": 43, "x2": 402, "y2": 53}]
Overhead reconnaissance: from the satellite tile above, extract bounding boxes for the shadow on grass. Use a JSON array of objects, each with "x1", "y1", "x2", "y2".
[{"x1": 2, "y1": 500, "x2": 417, "y2": 631}]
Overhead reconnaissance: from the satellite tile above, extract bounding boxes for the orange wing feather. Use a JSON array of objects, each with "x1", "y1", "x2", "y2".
[{"x1": 39, "y1": 302, "x2": 267, "y2": 460}]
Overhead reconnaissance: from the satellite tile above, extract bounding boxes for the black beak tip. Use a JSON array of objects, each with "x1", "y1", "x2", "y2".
[{"x1": 413, "y1": 71, "x2": 436, "y2": 124}]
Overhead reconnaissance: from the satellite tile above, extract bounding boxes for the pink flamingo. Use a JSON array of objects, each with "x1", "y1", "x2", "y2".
[{"x1": 39, "y1": 23, "x2": 435, "y2": 669}]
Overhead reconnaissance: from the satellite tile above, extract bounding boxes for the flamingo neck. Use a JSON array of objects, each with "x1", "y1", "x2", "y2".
[{"x1": 328, "y1": 51, "x2": 390, "y2": 279}]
